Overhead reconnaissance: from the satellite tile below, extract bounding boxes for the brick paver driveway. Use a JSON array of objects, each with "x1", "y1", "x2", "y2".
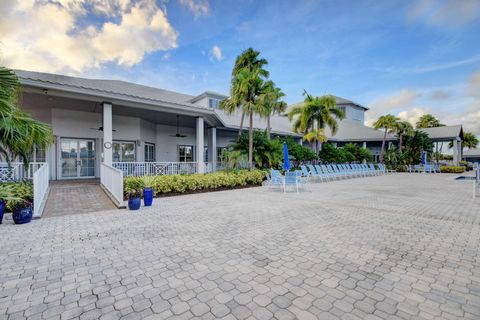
[{"x1": 1, "y1": 173, "x2": 479, "y2": 320}]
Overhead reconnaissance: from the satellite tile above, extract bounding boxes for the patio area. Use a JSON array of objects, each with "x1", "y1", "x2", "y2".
[{"x1": 0, "y1": 173, "x2": 479, "y2": 319}]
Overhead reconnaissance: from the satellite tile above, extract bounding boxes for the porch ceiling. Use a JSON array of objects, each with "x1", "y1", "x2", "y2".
[{"x1": 22, "y1": 92, "x2": 210, "y2": 128}]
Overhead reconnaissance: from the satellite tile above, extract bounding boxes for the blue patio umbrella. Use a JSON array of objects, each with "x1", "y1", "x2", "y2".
[
  {"x1": 421, "y1": 151, "x2": 427, "y2": 165},
  {"x1": 283, "y1": 142, "x2": 290, "y2": 171}
]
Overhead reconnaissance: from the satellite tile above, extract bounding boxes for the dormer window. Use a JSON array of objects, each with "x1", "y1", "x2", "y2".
[{"x1": 209, "y1": 98, "x2": 220, "y2": 109}]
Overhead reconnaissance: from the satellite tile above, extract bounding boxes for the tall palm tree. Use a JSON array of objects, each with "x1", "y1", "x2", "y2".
[
  {"x1": 221, "y1": 48, "x2": 269, "y2": 137},
  {"x1": 395, "y1": 120, "x2": 414, "y2": 151},
  {"x1": 258, "y1": 81, "x2": 287, "y2": 139},
  {"x1": 416, "y1": 114, "x2": 444, "y2": 129},
  {"x1": 373, "y1": 114, "x2": 399, "y2": 163},
  {"x1": 288, "y1": 91, "x2": 345, "y2": 154},
  {"x1": 0, "y1": 67, "x2": 53, "y2": 165}
]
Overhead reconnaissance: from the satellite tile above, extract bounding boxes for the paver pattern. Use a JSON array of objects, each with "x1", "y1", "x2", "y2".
[
  {"x1": 1, "y1": 173, "x2": 480, "y2": 319},
  {"x1": 43, "y1": 180, "x2": 116, "y2": 218}
]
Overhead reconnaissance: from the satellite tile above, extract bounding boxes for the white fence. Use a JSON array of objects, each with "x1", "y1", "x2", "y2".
[
  {"x1": 101, "y1": 163, "x2": 124, "y2": 206},
  {"x1": 33, "y1": 163, "x2": 49, "y2": 218},
  {"x1": 0, "y1": 162, "x2": 46, "y2": 182},
  {"x1": 474, "y1": 166, "x2": 479, "y2": 199},
  {"x1": 113, "y1": 162, "x2": 199, "y2": 177}
]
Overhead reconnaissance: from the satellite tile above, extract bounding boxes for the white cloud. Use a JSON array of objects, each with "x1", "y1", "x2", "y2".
[
  {"x1": 397, "y1": 108, "x2": 428, "y2": 126},
  {"x1": 0, "y1": 0, "x2": 178, "y2": 74},
  {"x1": 209, "y1": 45, "x2": 223, "y2": 62},
  {"x1": 178, "y1": 0, "x2": 209, "y2": 17},
  {"x1": 407, "y1": 0, "x2": 480, "y2": 27},
  {"x1": 467, "y1": 70, "x2": 480, "y2": 98}
]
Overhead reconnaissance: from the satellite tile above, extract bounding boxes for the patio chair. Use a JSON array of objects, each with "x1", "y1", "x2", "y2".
[
  {"x1": 362, "y1": 164, "x2": 375, "y2": 176},
  {"x1": 332, "y1": 164, "x2": 348, "y2": 179},
  {"x1": 369, "y1": 163, "x2": 381, "y2": 176},
  {"x1": 413, "y1": 164, "x2": 423, "y2": 173},
  {"x1": 307, "y1": 165, "x2": 322, "y2": 182},
  {"x1": 295, "y1": 170, "x2": 308, "y2": 190},
  {"x1": 378, "y1": 163, "x2": 396, "y2": 174},
  {"x1": 284, "y1": 171, "x2": 300, "y2": 193},
  {"x1": 268, "y1": 169, "x2": 283, "y2": 190},
  {"x1": 300, "y1": 165, "x2": 311, "y2": 182},
  {"x1": 315, "y1": 165, "x2": 332, "y2": 181}
]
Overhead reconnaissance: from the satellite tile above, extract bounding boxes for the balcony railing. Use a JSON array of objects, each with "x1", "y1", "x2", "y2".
[
  {"x1": 113, "y1": 162, "x2": 200, "y2": 177},
  {"x1": 0, "y1": 162, "x2": 46, "y2": 182}
]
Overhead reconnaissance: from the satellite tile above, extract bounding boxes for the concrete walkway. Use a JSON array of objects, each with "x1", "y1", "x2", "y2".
[
  {"x1": 1, "y1": 173, "x2": 479, "y2": 319},
  {"x1": 43, "y1": 179, "x2": 116, "y2": 218}
]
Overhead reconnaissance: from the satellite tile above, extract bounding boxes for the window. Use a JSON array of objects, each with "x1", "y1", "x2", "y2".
[
  {"x1": 217, "y1": 147, "x2": 228, "y2": 162},
  {"x1": 209, "y1": 98, "x2": 220, "y2": 109},
  {"x1": 113, "y1": 141, "x2": 135, "y2": 162},
  {"x1": 144, "y1": 143, "x2": 155, "y2": 162},
  {"x1": 32, "y1": 145, "x2": 46, "y2": 162},
  {"x1": 351, "y1": 108, "x2": 363, "y2": 121},
  {"x1": 204, "y1": 146, "x2": 208, "y2": 162},
  {"x1": 178, "y1": 145, "x2": 194, "y2": 162}
]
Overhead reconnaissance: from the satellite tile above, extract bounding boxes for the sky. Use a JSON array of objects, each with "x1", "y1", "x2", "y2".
[{"x1": 1, "y1": 0, "x2": 480, "y2": 134}]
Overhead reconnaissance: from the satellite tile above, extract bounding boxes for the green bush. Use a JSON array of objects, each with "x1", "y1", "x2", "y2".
[
  {"x1": 0, "y1": 181, "x2": 33, "y2": 212},
  {"x1": 440, "y1": 166, "x2": 465, "y2": 173},
  {"x1": 124, "y1": 170, "x2": 264, "y2": 197}
]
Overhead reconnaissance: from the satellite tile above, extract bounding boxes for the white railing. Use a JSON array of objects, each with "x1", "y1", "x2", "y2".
[
  {"x1": 101, "y1": 163, "x2": 124, "y2": 206},
  {"x1": 33, "y1": 163, "x2": 49, "y2": 218},
  {"x1": 113, "y1": 162, "x2": 199, "y2": 176},
  {"x1": 474, "y1": 166, "x2": 479, "y2": 199},
  {"x1": 0, "y1": 162, "x2": 46, "y2": 182}
]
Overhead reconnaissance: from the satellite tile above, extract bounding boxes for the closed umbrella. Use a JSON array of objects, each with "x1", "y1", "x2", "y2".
[
  {"x1": 421, "y1": 151, "x2": 427, "y2": 165},
  {"x1": 283, "y1": 142, "x2": 290, "y2": 171}
]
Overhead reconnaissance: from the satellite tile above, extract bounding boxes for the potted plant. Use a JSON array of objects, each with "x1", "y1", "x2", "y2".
[
  {"x1": 141, "y1": 176, "x2": 155, "y2": 207},
  {"x1": 126, "y1": 189, "x2": 142, "y2": 211},
  {"x1": 0, "y1": 187, "x2": 21, "y2": 224},
  {"x1": 12, "y1": 199, "x2": 33, "y2": 224}
]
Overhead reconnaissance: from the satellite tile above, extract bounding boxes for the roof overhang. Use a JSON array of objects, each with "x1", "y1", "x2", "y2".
[{"x1": 20, "y1": 80, "x2": 224, "y2": 127}]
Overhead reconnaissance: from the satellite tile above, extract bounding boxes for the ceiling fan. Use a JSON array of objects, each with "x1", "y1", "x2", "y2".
[
  {"x1": 90, "y1": 126, "x2": 117, "y2": 132},
  {"x1": 169, "y1": 115, "x2": 187, "y2": 138}
]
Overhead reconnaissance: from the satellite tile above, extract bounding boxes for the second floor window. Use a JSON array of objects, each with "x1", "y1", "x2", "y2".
[{"x1": 209, "y1": 98, "x2": 220, "y2": 109}]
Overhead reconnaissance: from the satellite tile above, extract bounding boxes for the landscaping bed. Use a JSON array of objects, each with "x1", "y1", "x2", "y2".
[{"x1": 123, "y1": 170, "x2": 264, "y2": 200}]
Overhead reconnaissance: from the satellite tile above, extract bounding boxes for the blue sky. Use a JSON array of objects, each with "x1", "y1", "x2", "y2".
[{"x1": 1, "y1": 0, "x2": 480, "y2": 132}]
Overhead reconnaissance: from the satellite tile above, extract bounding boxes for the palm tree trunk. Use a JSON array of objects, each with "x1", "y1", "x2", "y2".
[
  {"x1": 248, "y1": 112, "x2": 253, "y2": 170},
  {"x1": 399, "y1": 135, "x2": 403, "y2": 151},
  {"x1": 238, "y1": 110, "x2": 245, "y2": 137},
  {"x1": 380, "y1": 129, "x2": 387, "y2": 163},
  {"x1": 266, "y1": 116, "x2": 271, "y2": 140}
]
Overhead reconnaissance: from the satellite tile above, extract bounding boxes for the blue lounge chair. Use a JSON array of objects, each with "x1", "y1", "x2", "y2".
[
  {"x1": 269, "y1": 169, "x2": 283, "y2": 189},
  {"x1": 315, "y1": 165, "x2": 332, "y2": 181},
  {"x1": 284, "y1": 171, "x2": 299, "y2": 193},
  {"x1": 307, "y1": 165, "x2": 322, "y2": 182}
]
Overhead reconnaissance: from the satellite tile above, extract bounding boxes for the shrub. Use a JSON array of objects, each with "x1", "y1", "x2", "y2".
[
  {"x1": 440, "y1": 166, "x2": 465, "y2": 173},
  {"x1": 0, "y1": 181, "x2": 33, "y2": 212},
  {"x1": 124, "y1": 170, "x2": 264, "y2": 197}
]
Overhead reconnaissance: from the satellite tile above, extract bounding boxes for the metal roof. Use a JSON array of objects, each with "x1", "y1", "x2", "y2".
[
  {"x1": 418, "y1": 125, "x2": 463, "y2": 141},
  {"x1": 463, "y1": 148, "x2": 480, "y2": 157}
]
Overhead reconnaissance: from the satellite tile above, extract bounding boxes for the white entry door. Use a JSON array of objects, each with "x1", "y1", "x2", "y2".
[{"x1": 60, "y1": 138, "x2": 95, "y2": 179}]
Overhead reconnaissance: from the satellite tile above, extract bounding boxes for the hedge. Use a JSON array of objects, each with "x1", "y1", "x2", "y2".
[
  {"x1": 124, "y1": 170, "x2": 265, "y2": 197},
  {"x1": 440, "y1": 166, "x2": 465, "y2": 173}
]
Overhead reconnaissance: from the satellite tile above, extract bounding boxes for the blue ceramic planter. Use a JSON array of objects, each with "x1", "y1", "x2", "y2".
[
  {"x1": 0, "y1": 200, "x2": 4, "y2": 224},
  {"x1": 12, "y1": 207, "x2": 33, "y2": 224},
  {"x1": 128, "y1": 197, "x2": 141, "y2": 211},
  {"x1": 143, "y1": 188, "x2": 153, "y2": 207}
]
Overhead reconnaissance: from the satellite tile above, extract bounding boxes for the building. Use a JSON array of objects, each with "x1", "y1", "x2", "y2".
[
  {"x1": 13, "y1": 70, "x2": 466, "y2": 183},
  {"x1": 464, "y1": 148, "x2": 480, "y2": 163}
]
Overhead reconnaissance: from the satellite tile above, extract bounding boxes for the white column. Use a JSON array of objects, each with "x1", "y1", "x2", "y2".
[
  {"x1": 196, "y1": 117, "x2": 205, "y2": 173},
  {"x1": 453, "y1": 139, "x2": 458, "y2": 165},
  {"x1": 298, "y1": 138, "x2": 303, "y2": 146},
  {"x1": 208, "y1": 127, "x2": 217, "y2": 172},
  {"x1": 363, "y1": 141, "x2": 367, "y2": 149},
  {"x1": 103, "y1": 102, "x2": 113, "y2": 165},
  {"x1": 459, "y1": 140, "x2": 463, "y2": 162}
]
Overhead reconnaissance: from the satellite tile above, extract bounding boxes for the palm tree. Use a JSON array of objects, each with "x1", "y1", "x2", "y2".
[
  {"x1": 258, "y1": 81, "x2": 287, "y2": 139},
  {"x1": 373, "y1": 114, "x2": 399, "y2": 163},
  {"x1": 416, "y1": 114, "x2": 444, "y2": 129},
  {"x1": 0, "y1": 67, "x2": 53, "y2": 166},
  {"x1": 288, "y1": 91, "x2": 345, "y2": 154},
  {"x1": 395, "y1": 121, "x2": 414, "y2": 151},
  {"x1": 221, "y1": 48, "x2": 269, "y2": 137},
  {"x1": 448, "y1": 132, "x2": 479, "y2": 150},
  {"x1": 303, "y1": 129, "x2": 327, "y2": 148}
]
